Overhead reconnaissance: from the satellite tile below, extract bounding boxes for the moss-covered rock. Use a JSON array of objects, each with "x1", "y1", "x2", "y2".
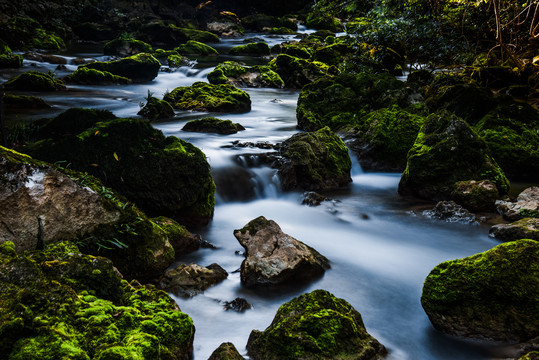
[
  {"x1": 79, "y1": 53, "x2": 161, "y2": 82},
  {"x1": 421, "y1": 239, "x2": 539, "y2": 342},
  {"x1": 176, "y1": 40, "x2": 219, "y2": 56},
  {"x1": 167, "y1": 54, "x2": 186, "y2": 68},
  {"x1": 164, "y1": 82, "x2": 251, "y2": 113},
  {"x1": 489, "y1": 218, "x2": 539, "y2": 242},
  {"x1": 229, "y1": 42, "x2": 270, "y2": 56},
  {"x1": 207, "y1": 61, "x2": 284, "y2": 88},
  {"x1": 398, "y1": 111, "x2": 509, "y2": 201},
  {"x1": 296, "y1": 72, "x2": 412, "y2": 131},
  {"x1": 24, "y1": 116, "x2": 215, "y2": 228},
  {"x1": 312, "y1": 43, "x2": 353, "y2": 66},
  {"x1": 451, "y1": 180, "x2": 499, "y2": 212},
  {"x1": 151, "y1": 216, "x2": 201, "y2": 254},
  {"x1": 278, "y1": 44, "x2": 312, "y2": 59},
  {"x1": 247, "y1": 289, "x2": 386, "y2": 360},
  {"x1": 305, "y1": 15, "x2": 344, "y2": 32},
  {"x1": 104, "y1": 38, "x2": 152, "y2": 57},
  {"x1": 182, "y1": 117, "x2": 245, "y2": 134},
  {"x1": 0, "y1": 241, "x2": 194, "y2": 359},
  {"x1": 137, "y1": 96, "x2": 175, "y2": 121},
  {"x1": 0, "y1": 16, "x2": 65, "y2": 51},
  {"x1": 277, "y1": 127, "x2": 352, "y2": 191},
  {"x1": 0, "y1": 53, "x2": 23, "y2": 68},
  {"x1": 269, "y1": 54, "x2": 332, "y2": 89},
  {"x1": 159, "y1": 263, "x2": 228, "y2": 297},
  {"x1": 136, "y1": 22, "x2": 219, "y2": 47},
  {"x1": 473, "y1": 101, "x2": 539, "y2": 182},
  {"x1": 208, "y1": 342, "x2": 245, "y2": 360},
  {"x1": 346, "y1": 105, "x2": 425, "y2": 172},
  {"x1": 3, "y1": 94, "x2": 50, "y2": 110},
  {"x1": 64, "y1": 68, "x2": 132, "y2": 85},
  {"x1": 241, "y1": 14, "x2": 298, "y2": 32},
  {"x1": 270, "y1": 27, "x2": 296, "y2": 35},
  {"x1": 3, "y1": 71, "x2": 66, "y2": 92}
]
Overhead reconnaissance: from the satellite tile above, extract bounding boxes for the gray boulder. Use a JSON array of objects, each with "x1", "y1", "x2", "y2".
[{"x1": 159, "y1": 263, "x2": 228, "y2": 297}]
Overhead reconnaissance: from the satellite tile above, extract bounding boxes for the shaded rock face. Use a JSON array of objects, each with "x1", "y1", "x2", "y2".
[
  {"x1": 422, "y1": 201, "x2": 477, "y2": 224},
  {"x1": 277, "y1": 127, "x2": 352, "y2": 191},
  {"x1": 233, "y1": 216, "x2": 330, "y2": 287},
  {"x1": 496, "y1": 187, "x2": 539, "y2": 221},
  {"x1": 451, "y1": 180, "x2": 499, "y2": 212},
  {"x1": 247, "y1": 289, "x2": 387, "y2": 360},
  {"x1": 3, "y1": 71, "x2": 66, "y2": 91},
  {"x1": 182, "y1": 117, "x2": 245, "y2": 134},
  {"x1": 0, "y1": 147, "x2": 120, "y2": 253},
  {"x1": 421, "y1": 239, "x2": 539, "y2": 343},
  {"x1": 489, "y1": 218, "x2": 539, "y2": 242},
  {"x1": 159, "y1": 263, "x2": 228, "y2": 297},
  {"x1": 398, "y1": 111, "x2": 509, "y2": 201},
  {"x1": 208, "y1": 342, "x2": 245, "y2": 360}
]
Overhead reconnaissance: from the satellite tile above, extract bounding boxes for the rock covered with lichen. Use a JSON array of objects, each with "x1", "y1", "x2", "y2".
[
  {"x1": 246, "y1": 289, "x2": 386, "y2": 360},
  {"x1": 398, "y1": 111, "x2": 509, "y2": 201},
  {"x1": 0, "y1": 241, "x2": 195, "y2": 360},
  {"x1": 233, "y1": 216, "x2": 330, "y2": 287},
  {"x1": 421, "y1": 239, "x2": 539, "y2": 342},
  {"x1": 489, "y1": 218, "x2": 539, "y2": 242},
  {"x1": 164, "y1": 82, "x2": 251, "y2": 113},
  {"x1": 277, "y1": 127, "x2": 352, "y2": 191}
]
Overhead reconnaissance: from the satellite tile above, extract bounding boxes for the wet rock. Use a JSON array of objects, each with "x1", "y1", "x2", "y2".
[
  {"x1": 24, "y1": 52, "x2": 66, "y2": 64},
  {"x1": 208, "y1": 342, "x2": 245, "y2": 360},
  {"x1": 207, "y1": 18, "x2": 244, "y2": 38},
  {"x1": 224, "y1": 297, "x2": 252, "y2": 312},
  {"x1": 233, "y1": 216, "x2": 330, "y2": 286},
  {"x1": 302, "y1": 191, "x2": 328, "y2": 206},
  {"x1": 277, "y1": 127, "x2": 352, "y2": 191},
  {"x1": 64, "y1": 67, "x2": 132, "y2": 85},
  {"x1": 207, "y1": 61, "x2": 284, "y2": 88},
  {"x1": 489, "y1": 218, "x2": 539, "y2": 242},
  {"x1": 3, "y1": 71, "x2": 66, "y2": 91},
  {"x1": 137, "y1": 95, "x2": 175, "y2": 121},
  {"x1": 247, "y1": 289, "x2": 386, "y2": 360},
  {"x1": 151, "y1": 216, "x2": 202, "y2": 254},
  {"x1": 0, "y1": 147, "x2": 121, "y2": 253},
  {"x1": 496, "y1": 187, "x2": 539, "y2": 221},
  {"x1": 182, "y1": 117, "x2": 245, "y2": 134},
  {"x1": 451, "y1": 180, "x2": 499, "y2": 212},
  {"x1": 164, "y1": 82, "x2": 251, "y2": 113},
  {"x1": 398, "y1": 111, "x2": 509, "y2": 202},
  {"x1": 176, "y1": 40, "x2": 219, "y2": 56},
  {"x1": 159, "y1": 263, "x2": 228, "y2": 297},
  {"x1": 229, "y1": 42, "x2": 271, "y2": 56},
  {"x1": 422, "y1": 201, "x2": 477, "y2": 224},
  {"x1": 268, "y1": 54, "x2": 332, "y2": 89},
  {"x1": 79, "y1": 53, "x2": 161, "y2": 82},
  {"x1": 103, "y1": 37, "x2": 152, "y2": 57},
  {"x1": 421, "y1": 239, "x2": 539, "y2": 342}
]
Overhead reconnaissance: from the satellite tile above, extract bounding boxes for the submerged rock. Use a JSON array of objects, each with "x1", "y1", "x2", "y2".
[
  {"x1": 182, "y1": 117, "x2": 245, "y2": 134},
  {"x1": 233, "y1": 216, "x2": 330, "y2": 286},
  {"x1": 247, "y1": 289, "x2": 386, "y2": 360},
  {"x1": 496, "y1": 187, "x2": 539, "y2": 221},
  {"x1": 277, "y1": 127, "x2": 352, "y2": 191},
  {"x1": 3, "y1": 71, "x2": 66, "y2": 91},
  {"x1": 164, "y1": 82, "x2": 251, "y2": 113},
  {"x1": 422, "y1": 201, "x2": 477, "y2": 224},
  {"x1": 421, "y1": 239, "x2": 539, "y2": 342},
  {"x1": 489, "y1": 218, "x2": 539, "y2": 242},
  {"x1": 208, "y1": 342, "x2": 245, "y2": 360},
  {"x1": 398, "y1": 111, "x2": 509, "y2": 202},
  {"x1": 79, "y1": 53, "x2": 161, "y2": 82},
  {"x1": 0, "y1": 241, "x2": 194, "y2": 360},
  {"x1": 159, "y1": 263, "x2": 228, "y2": 297}
]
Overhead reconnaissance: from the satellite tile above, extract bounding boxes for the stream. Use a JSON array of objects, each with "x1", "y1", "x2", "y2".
[{"x1": 0, "y1": 30, "x2": 511, "y2": 360}]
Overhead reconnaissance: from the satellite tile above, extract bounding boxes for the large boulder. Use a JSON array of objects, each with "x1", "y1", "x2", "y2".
[
  {"x1": 164, "y1": 82, "x2": 251, "y2": 113},
  {"x1": 159, "y1": 263, "x2": 228, "y2": 297},
  {"x1": 233, "y1": 216, "x2": 330, "y2": 286},
  {"x1": 489, "y1": 218, "x2": 539, "y2": 242},
  {"x1": 0, "y1": 146, "x2": 120, "y2": 253},
  {"x1": 3, "y1": 71, "x2": 66, "y2": 91},
  {"x1": 421, "y1": 239, "x2": 539, "y2": 342},
  {"x1": 398, "y1": 111, "x2": 509, "y2": 201},
  {"x1": 496, "y1": 187, "x2": 539, "y2": 221},
  {"x1": 207, "y1": 61, "x2": 284, "y2": 88},
  {"x1": 0, "y1": 241, "x2": 194, "y2": 359},
  {"x1": 24, "y1": 114, "x2": 216, "y2": 227},
  {"x1": 277, "y1": 127, "x2": 352, "y2": 191},
  {"x1": 79, "y1": 53, "x2": 161, "y2": 82},
  {"x1": 268, "y1": 54, "x2": 332, "y2": 89},
  {"x1": 246, "y1": 289, "x2": 386, "y2": 360}
]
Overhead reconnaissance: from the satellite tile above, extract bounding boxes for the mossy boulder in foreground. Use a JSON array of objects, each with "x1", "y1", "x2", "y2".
[
  {"x1": 398, "y1": 111, "x2": 509, "y2": 201},
  {"x1": 421, "y1": 239, "x2": 539, "y2": 342},
  {"x1": 164, "y1": 82, "x2": 251, "y2": 113},
  {"x1": 277, "y1": 127, "x2": 352, "y2": 191},
  {"x1": 80, "y1": 53, "x2": 161, "y2": 82},
  {"x1": 0, "y1": 241, "x2": 194, "y2": 360},
  {"x1": 24, "y1": 115, "x2": 215, "y2": 227},
  {"x1": 3, "y1": 71, "x2": 66, "y2": 91},
  {"x1": 246, "y1": 289, "x2": 386, "y2": 360}
]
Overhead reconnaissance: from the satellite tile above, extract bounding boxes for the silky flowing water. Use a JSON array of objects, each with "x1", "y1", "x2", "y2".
[{"x1": 0, "y1": 30, "x2": 512, "y2": 359}]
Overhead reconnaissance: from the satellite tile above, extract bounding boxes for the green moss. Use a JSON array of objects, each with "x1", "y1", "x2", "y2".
[
  {"x1": 207, "y1": 62, "x2": 284, "y2": 88},
  {"x1": 269, "y1": 54, "x2": 332, "y2": 89},
  {"x1": 167, "y1": 54, "x2": 185, "y2": 68},
  {"x1": 176, "y1": 40, "x2": 219, "y2": 56},
  {"x1": 182, "y1": 117, "x2": 245, "y2": 134},
  {"x1": 305, "y1": 15, "x2": 344, "y2": 32},
  {"x1": 3, "y1": 94, "x2": 50, "y2": 109},
  {"x1": 0, "y1": 53, "x2": 23, "y2": 68},
  {"x1": 137, "y1": 96, "x2": 174, "y2": 121},
  {"x1": 80, "y1": 53, "x2": 160, "y2": 82},
  {"x1": 170, "y1": 26, "x2": 220, "y2": 43},
  {"x1": 280, "y1": 45, "x2": 312, "y2": 59},
  {"x1": 398, "y1": 111, "x2": 510, "y2": 201},
  {"x1": 4, "y1": 71, "x2": 66, "y2": 92},
  {"x1": 35, "y1": 108, "x2": 117, "y2": 140},
  {"x1": 247, "y1": 289, "x2": 385, "y2": 360},
  {"x1": 208, "y1": 342, "x2": 244, "y2": 360},
  {"x1": 104, "y1": 38, "x2": 152, "y2": 57},
  {"x1": 421, "y1": 239, "x2": 539, "y2": 342},
  {"x1": 270, "y1": 27, "x2": 296, "y2": 35},
  {"x1": 0, "y1": 17, "x2": 65, "y2": 51},
  {"x1": 229, "y1": 42, "x2": 270, "y2": 56},
  {"x1": 64, "y1": 68, "x2": 132, "y2": 85},
  {"x1": 164, "y1": 81, "x2": 251, "y2": 113},
  {"x1": 313, "y1": 43, "x2": 353, "y2": 66}
]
